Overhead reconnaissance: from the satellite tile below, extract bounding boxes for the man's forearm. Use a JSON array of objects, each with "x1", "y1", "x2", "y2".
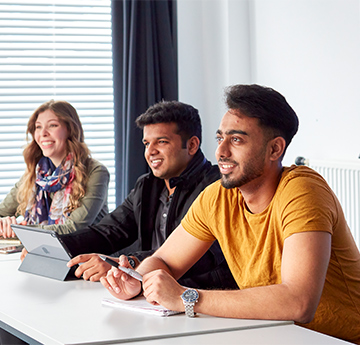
[
  {"x1": 193, "y1": 283, "x2": 317, "y2": 324},
  {"x1": 137, "y1": 254, "x2": 173, "y2": 277}
]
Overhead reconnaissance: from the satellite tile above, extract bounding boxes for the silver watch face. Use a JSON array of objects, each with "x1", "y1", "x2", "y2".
[{"x1": 182, "y1": 289, "x2": 199, "y2": 303}]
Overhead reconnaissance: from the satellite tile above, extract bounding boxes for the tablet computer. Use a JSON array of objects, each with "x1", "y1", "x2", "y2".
[{"x1": 11, "y1": 224, "x2": 77, "y2": 281}]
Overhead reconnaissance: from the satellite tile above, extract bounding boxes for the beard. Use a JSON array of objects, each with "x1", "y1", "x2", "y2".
[{"x1": 220, "y1": 158, "x2": 265, "y2": 189}]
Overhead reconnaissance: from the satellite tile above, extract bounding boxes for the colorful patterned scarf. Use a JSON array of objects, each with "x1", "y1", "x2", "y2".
[{"x1": 24, "y1": 153, "x2": 75, "y2": 225}]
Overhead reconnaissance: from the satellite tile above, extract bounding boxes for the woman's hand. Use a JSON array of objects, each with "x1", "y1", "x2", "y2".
[
  {"x1": 20, "y1": 248, "x2": 28, "y2": 261},
  {"x1": 0, "y1": 216, "x2": 17, "y2": 238}
]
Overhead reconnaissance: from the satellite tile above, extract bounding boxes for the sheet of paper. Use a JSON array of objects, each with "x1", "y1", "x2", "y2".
[{"x1": 102, "y1": 296, "x2": 183, "y2": 317}]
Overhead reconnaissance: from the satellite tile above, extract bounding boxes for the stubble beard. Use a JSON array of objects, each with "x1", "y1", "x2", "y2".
[{"x1": 220, "y1": 160, "x2": 265, "y2": 189}]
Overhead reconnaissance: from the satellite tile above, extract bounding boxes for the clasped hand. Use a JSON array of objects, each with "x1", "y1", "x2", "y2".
[{"x1": 100, "y1": 256, "x2": 186, "y2": 312}]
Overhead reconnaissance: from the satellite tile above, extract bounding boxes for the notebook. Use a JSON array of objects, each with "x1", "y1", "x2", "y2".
[
  {"x1": 0, "y1": 235, "x2": 21, "y2": 245},
  {"x1": 102, "y1": 296, "x2": 183, "y2": 317},
  {"x1": 10, "y1": 224, "x2": 77, "y2": 280}
]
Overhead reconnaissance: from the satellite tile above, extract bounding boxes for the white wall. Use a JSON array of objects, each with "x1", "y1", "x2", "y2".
[
  {"x1": 177, "y1": 0, "x2": 252, "y2": 164},
  {"x1": 177, "y1": 0, "x2": 360, "y2": 166}
]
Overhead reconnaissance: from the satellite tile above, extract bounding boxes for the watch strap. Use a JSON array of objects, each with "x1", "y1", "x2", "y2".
[
  {"x1": 181, "y1": 289, "x2": 199, "y2": 317},
  {"x1": 184, "y1": 302, "x2": 196, "y2": 317}
]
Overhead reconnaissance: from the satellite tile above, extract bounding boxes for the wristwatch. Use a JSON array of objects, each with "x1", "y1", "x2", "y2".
[{"x1": 181, "y1": 289, "x2": 199, "y2": 317}]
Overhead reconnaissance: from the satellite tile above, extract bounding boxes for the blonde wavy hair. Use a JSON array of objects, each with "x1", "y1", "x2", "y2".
[{"x1": 17, "y1": 100, "x2": 91, "y2": 216}]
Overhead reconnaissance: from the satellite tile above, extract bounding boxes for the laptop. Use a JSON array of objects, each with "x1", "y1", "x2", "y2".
[{"x1": 11, "y1": 224, "x2": 78, "y2": 281}]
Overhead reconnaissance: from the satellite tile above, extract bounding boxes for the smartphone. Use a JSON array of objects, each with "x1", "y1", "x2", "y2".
[{"x1": 0, "y1": 244, "x2": 24, "y2": 254}]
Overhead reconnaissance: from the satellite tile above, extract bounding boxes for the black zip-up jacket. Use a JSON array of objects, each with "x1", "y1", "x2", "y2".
[{"x1": 61, "y1": 150, "x2": 237, "y2": 289}]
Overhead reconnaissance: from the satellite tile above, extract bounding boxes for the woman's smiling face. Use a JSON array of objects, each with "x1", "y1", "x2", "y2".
[{"x1": 34, "y1": 109, "x2": 68, "y2": 167}]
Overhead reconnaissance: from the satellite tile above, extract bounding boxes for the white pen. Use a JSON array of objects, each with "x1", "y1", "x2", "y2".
[{"x1": 99, "y1": 255, "x2": 143, "y2": 282}]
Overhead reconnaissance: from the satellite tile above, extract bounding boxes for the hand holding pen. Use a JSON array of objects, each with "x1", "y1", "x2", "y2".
[
  {"x1": 99, "y1": 255, "x2": 143, "y2": 281},
  {"x1": 100, "y1": 255, "x2": 143, "y2": 300}
]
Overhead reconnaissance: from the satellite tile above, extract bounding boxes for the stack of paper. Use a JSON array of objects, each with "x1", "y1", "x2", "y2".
[
  {"x1": 102, "y1": 296, "x2": 183, "y2": 317},
  {"x1": 0, "y1": 236, "x2": 23, "y2": 254},
  {"x1": 0, "y1": 236, "x2": 21, "y2": 245}
]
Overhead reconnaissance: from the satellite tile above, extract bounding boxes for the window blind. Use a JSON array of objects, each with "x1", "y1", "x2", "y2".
[{"x1": 0, "y1": 0, "x2": 115, "y2": 211}]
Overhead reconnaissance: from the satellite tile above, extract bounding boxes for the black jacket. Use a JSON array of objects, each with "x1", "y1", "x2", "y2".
[{"x1": 61, "y1": 150, "x2": 237, "y2": 289}]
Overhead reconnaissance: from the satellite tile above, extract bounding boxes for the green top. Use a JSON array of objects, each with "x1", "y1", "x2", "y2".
[{"x1": 0, "y1": 158, "x2": 110, "y2": 235}]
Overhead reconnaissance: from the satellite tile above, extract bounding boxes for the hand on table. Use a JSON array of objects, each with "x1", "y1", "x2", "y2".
[
  {"x1": 0, "y1": 216, "x2": 17, "y2": 238},
  {"x1": 67, "y1": 253, "x2": 114, "y2": 281},
  {"x1": 101, "y1": 255, "x2": 186, "y2": 312},
  {"x1": 142, "y1": 269, "x2": 185, "y2": 311}
]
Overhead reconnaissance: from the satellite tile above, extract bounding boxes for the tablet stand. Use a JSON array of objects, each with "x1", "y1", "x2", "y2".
[{"x1": 19, "y1": 252, "x2": 74, "y2": 281}]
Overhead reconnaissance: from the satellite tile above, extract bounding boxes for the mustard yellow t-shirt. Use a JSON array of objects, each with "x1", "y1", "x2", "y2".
[{"x1": 181, "y1": 165, "x2": 360, "y2": 344}]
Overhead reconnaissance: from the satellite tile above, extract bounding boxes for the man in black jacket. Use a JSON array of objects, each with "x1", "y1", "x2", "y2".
[{"x1": 64, "y1": 101, "x2": 237, "y2": 289}]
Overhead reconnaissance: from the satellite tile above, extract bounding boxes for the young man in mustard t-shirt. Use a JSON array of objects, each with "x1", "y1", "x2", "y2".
[{"x1": 101, "y1": 84, "x2": 360, "y2": 344}]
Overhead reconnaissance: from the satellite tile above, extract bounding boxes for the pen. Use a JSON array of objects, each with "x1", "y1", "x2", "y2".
[{"x1": 99, "y1": 255, "x2": 143, "y2": 282}]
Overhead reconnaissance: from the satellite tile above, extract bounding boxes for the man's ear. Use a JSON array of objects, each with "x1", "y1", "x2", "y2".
[
  {"x1": 269, "y1": 136, "x2": 286, "y2": 161},
  {"x1": 187, "y1": 136, "x2": 200, "y2": 156}
]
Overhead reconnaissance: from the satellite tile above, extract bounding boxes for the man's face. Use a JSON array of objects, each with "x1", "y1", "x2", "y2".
[
  {"x1": 143, "y1": 122, "x2": 192, "y2": 180},
  {"x1": 215, "y1": 110, "x2": 270, "y2": 189}
]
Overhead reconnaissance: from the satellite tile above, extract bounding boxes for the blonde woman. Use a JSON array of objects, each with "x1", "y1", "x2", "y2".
[{"x1": 0, "y1": 100, "x2": 109, "y2": 237}]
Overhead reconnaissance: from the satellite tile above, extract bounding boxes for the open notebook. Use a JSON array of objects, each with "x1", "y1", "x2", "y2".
[{"x1": 102, "y1": 296, "x2": 183, "y2": 317}]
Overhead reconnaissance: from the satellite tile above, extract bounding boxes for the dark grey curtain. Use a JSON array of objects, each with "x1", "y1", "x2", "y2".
[{"x1": 111, "y1": 0, "x2": 178, "y2": 205}]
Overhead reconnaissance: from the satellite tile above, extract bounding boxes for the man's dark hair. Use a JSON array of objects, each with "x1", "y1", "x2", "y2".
[
  {"x1": 136, "y1": 101, "x2": 202, "y2": 147},
  {"x1": 225, "y1": 84, "x2": 299, "y2": 150}
]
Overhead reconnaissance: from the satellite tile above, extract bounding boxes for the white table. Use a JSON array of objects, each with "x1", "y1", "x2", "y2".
[
  {"x1": 125, "y1": 324, "x2": 352, "y2": 344},
  {"x1": 0, "y1": 258, "x2": 292, "y2": 345}
]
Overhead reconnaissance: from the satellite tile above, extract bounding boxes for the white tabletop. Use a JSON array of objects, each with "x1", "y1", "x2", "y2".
[
  {"x1": 0, "y1": 259, "x2": 292, "y2": 345},
  {"x1": 124, "y1": 324, "x2": 352, "y2": 345}
]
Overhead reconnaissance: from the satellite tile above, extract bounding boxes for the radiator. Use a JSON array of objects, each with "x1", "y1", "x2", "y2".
[{"x1": 295, "y1": 157, "x2": 360, "y2": 249}]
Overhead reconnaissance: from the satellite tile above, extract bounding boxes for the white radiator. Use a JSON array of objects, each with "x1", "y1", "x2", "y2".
[{"x1": 296, "y1": 158, "x2": 360, "y2": 249}]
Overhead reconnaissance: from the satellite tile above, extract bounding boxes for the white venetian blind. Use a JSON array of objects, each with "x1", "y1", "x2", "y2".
[{"x1": 0, "y1": 0, "x2": 115, "y2": 211}]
